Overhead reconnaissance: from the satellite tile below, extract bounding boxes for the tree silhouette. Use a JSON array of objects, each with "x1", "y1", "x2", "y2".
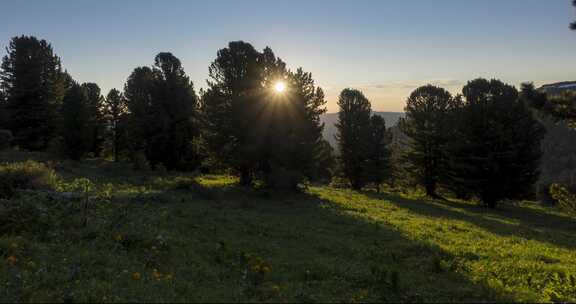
[
  {"x1": 202, "y1": 41, "x2": 269, "y2": 186},
  {"x1": 400, "y1": 85, "x2": 456, "y2": 198},
  {"x1": 448, "y1": 79, "x2": 545, "y2": 208},
  {"x1": 336, "y1": 89, "x2": 372, "y2": 190},
  {"x1": 103, "y1": 89, "x2": 127, "y2": 162},
  {"x1": 81, "y1": 83, "x2": 105, "y2": 157},
  {"x1": 0, "y1": 36, "x2": 67, "y2": 150},
  {"x1": 366, "y1": 115, "x2": 391, "y2": 192},
  {"x1": 60, "y1": 83, "x2": 91, "y2": 160},
  {"x1": 124, "y1": 53, "x2": 198, "y2": 170}
]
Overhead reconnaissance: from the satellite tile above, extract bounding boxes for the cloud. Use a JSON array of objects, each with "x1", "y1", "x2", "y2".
[{"x1": 356, "y1": 79, "x2": 464, "y2": 90}]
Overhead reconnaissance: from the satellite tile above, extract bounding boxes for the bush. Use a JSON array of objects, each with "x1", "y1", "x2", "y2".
[
  {"x1": 549, "y1": 183, "x2": 576, "y2": 215},
  {"x1": 0, "y1": 161, "x2": 59, "y2": 199},
  {"x1": 0, "y1": 129, "x2": 13, "y2": 150},
  {"x1": 132, "y1": 151, "x2": 149, "y2": 171}
]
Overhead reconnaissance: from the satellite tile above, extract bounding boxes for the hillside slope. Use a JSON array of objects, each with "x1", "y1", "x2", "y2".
[
  {"x1": 0, "y1": 152, "x2": 575, "y2": 302},
  {"x1": 321, "y1": 112, "x2": 404, "y2": 147}
]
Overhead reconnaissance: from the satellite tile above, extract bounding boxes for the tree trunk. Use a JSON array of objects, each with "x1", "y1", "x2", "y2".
[{"x1": 239, "y1": 167, "x2": 252, "y2": 187}]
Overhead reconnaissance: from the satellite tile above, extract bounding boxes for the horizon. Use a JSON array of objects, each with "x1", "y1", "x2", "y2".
[{"x1": 1, "y1": 0, "x2": 575, "y2": 112}]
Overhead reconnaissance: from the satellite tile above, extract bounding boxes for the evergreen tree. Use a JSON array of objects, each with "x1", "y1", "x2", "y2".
[
  {"x1": 202, "y1": 41, "x2": 268, "y2": 186},
  {"x1": 103, "y1": 89, "x2": 127, "y2": 162},
  {"x1": 336, "y1": 89, "x2": 372, "y2": 190},
  {"x1": 124, "y1": 53, "x2": 198, "y2": 170},
  {"x1": 81, "y1": 83, "x2": 105, "y2": 157},
  {"x1": 124, "y1": 66, "x2": 156, "y2": 158},
  {"x1": 366, "y1": 115, "x2": 391, "y2": 192},
  {"x1": 0, "y1": 36, "x2": 66, "y2": 150},
  {"x1": 60, "y1": 83, "x2": 91, "y2": 160},
  {"x1": 400, "y1": 85, "x2": 455, "y2": 197},
  {"x1": 448, "y1": 79, "x2": 545, "y2": 208}
]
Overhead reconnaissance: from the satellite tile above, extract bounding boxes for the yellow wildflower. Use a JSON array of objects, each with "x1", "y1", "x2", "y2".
[
  {"x1": 132, "y1": 272, "x2": 141, "y2": 281},
  {"x1": 153, "y1": 269, "x2": 163, "y2": 280},
  {"x1": 6, "y1": 255, "x2": 18, "y2": 266}
]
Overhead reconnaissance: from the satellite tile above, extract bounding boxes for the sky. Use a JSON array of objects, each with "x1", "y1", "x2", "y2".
[{"x1": 1, "y1": 0, "x2": 575, "y2": 112}]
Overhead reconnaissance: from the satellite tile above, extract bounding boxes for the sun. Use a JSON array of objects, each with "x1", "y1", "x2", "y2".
[{"x1": 274, "y1": 81, "x2": 286, "y2": 93}]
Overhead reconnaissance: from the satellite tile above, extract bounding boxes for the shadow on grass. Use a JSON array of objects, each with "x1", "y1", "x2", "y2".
[
  {"x1": 122, "y1": 184, "x2": 509, "y2": 302},
  {"x1": 363, "y1": 191, "x2": 576, "y2": 251}
]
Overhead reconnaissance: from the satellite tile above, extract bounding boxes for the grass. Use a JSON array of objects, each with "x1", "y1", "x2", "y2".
[{"x1": 0, "y1": 151, "x2": 575, "y2": 302}]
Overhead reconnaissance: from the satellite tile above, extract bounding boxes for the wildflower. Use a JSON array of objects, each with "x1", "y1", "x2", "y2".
[
  {"x1": 6, "y1": 255, "x2": 18, "y2": 266},
  {"x1": 132, "y1": 272, "x2": 141, "y2": 281},
  {"x1": 165, "y1": 273, "x2": 174, "y2": 280},
  {"x1": 153, "y1": 269, "x2": 163, "y2": 280},
  {"x1": 27, "y1": 261, "x2": 36, "y2": 268},
  {"x1": 251, "y1": 264, "x2": 261, "y2": 273},
  {"x1": 261, "y1": 265, "x2": 271, "y2": 274},
  {"x1": 114, "y1": 234, "x2": 123, "y2": 241}
]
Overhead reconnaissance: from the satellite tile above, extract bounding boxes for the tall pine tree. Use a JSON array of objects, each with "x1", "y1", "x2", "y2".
[
  {"x1": 336, "y1": 89, "x2": 372, "y2": 190},
  {"x1": 103, "y1": 89, "x2": 127, "y2": 162},
  {"x1": 202, "y1": 41, "x2": 267, "y2": 185},
  {"x1": 400, "y1": 85, "x2": 456, "y2": 198},
  {"x1": 60, "y1": 83, "x2": 92, "y2": 160},
  {"x1": 0, "y1": 36, "x2": 66, "y2": 150},
  {"x1": 366, "y1": 115, "x2": 391, "y2": 192},
  {"x1": 448, "y1": 79, "x2": 545, "y2": 208}
]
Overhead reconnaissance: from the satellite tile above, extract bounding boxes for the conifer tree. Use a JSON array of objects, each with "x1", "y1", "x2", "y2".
[
  {"x1": 400, "y1": 85, "x2": 455, "y2": 198},
  {"x1": 448, "y1": 79, "x2": 545, "y2": 208},
  {"x1": 103, "y1": 89, "x2": 127, "y2": 162},
  {"x1": 0, "y1": 36, "x2": 66, "y2": 150},
  {"x1": 366, "y1": 115, "x2": 391, "y2": 192},
  {"x1": 61, "y1": 83, "x2": 91, "y2": 160},
  {"x1": 336, "y1": 89, "x2": 372, "y2": 190},
  {"x1": 81, "y1": 83, "x2": 105, "y2": 157},
  {"x1": 202, "y1": 41, "x2": 268, "y2": 185}
]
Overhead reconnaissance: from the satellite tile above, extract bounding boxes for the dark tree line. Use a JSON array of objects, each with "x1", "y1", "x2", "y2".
[
  {"x1": 0, "y1": 36, "x2": 333, "y2": 190},
  {"x1": 0, "y1": 35, "x2": 549, "y2": 205}
]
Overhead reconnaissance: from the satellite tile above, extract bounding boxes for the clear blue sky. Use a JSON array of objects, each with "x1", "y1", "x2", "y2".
[{"x1": 1, "y1": 0, "x2": 575, "y2": 112}]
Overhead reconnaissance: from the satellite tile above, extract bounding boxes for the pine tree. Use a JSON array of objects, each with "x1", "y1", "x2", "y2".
[
  {"x1": 124, "y1": 53, "x2": 198, "y2": 170},
  {"x1": 448, "y1": 79, "x2": 545, "y2": 208},
  {"x1": 150, "y1": 52, "x2": 198, "y2": 170},
  {"x1": 336, "y1": 89, "x2": 372, "y2": 190},
  {"x1": 124, "y1": 66, "x2": 155, "y2": 158},
  {"x1": 103, "y1": 89, "x2": 127, "y2": 162},
  {"x1": 202, "y1": 41, "x2": 267, "y2": 186},
  {"x1": 0, "y1": 36, "x2": 66, "y2": 150},
  {"x1": 400, "y1": 85, "x2": 456, "y2": 198},
  {"x1": 60, "y1": 83, "x2": 91, "y2": 160},
  {"x1": 81, "y1": 83, "x2": 105, "y2": 157},
  {"x1": 571, "y1": 0, "x2": 576, "y2": 30},
  {"x1": 366, "y1": 115, "x2": 391, "y2": 192}
]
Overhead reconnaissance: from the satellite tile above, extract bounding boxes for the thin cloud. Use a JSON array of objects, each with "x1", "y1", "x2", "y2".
[{"x1": 356, "y1": 79, "x2": 464, "y2": 90}]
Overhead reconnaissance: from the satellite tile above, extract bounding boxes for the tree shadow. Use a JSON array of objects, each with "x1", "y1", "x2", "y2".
[
  {"x1": 363, "y1": 191, "x2": 576, "y2": 251},
  {"x1": 180, "y1": 186, "x2": 515, "y2": 301}
]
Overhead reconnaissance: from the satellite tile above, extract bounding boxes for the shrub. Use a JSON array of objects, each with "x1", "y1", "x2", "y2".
[
  {"x1": 132, "y1": 151, "x2": 149, "y2": 171},
  {"x1": 0, "y1": 161, "x2": 59, "y2": 199},
  {"x1": 549, "y1": 183, "x2": 576, "y2": 215},
  {"x1": 0, "y1": 129, "x2": 13, "y2": 150}
]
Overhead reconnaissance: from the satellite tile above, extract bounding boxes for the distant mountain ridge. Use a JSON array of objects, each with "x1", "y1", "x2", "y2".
[
  {"x1": 320, "y1": 112, "x2": 404, "y2": 148},
  {"x1": 539, "y1": 81, "x2": 576, "y2": 96}
]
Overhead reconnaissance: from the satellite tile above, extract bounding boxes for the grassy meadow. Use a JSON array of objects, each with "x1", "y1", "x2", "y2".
[{"x1": 0, "y1": 151, "x2": 575, "y2": 302}]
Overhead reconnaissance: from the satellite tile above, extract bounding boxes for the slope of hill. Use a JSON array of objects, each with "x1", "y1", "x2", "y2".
[
  {"x1": 321, "y1": 112, "x2": 404, "y2": 147},
  {"x1": 539, "y1": 81, "x2": 576, "y2": 96},
  {"x1": 1, "y1": 151, "x2": 574, "y2": 302}
]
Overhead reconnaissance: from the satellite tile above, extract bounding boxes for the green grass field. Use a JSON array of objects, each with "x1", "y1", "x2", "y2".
[{"x1": 1, "y1": 151, "x2": 575, "y2": 302}]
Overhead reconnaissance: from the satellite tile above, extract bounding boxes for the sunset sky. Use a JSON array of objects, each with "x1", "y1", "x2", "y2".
[{"x1": 1, "y1": 0, "x2": 575, "y2": 112}]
